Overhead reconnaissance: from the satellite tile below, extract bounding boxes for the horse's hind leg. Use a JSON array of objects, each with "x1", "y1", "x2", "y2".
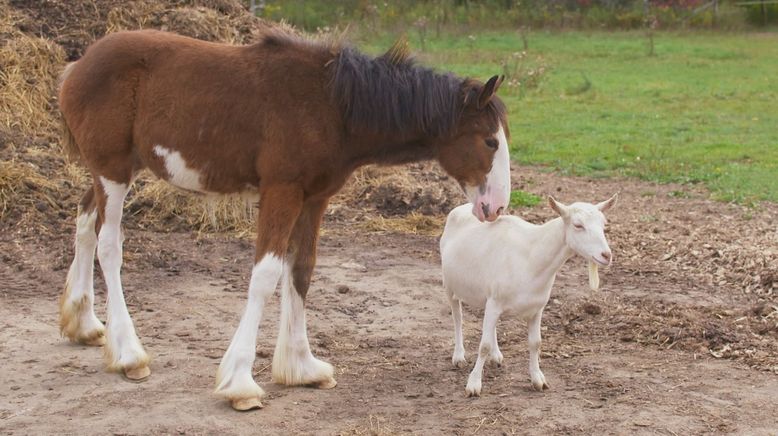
[
  {"x1": 94, "y1": 174, "x2": 150, "y2": 381},
  {"x1": 60, "y1": 188, "x2": 105, "y2": 346}
]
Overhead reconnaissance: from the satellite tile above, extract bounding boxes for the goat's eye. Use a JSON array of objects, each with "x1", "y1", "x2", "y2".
[
  {"x1": 485, "y1": 138, "x2": 498, "y2": 150},
  {"x1": 574, "y1": 223, "x2": 584, "y2": 230}
]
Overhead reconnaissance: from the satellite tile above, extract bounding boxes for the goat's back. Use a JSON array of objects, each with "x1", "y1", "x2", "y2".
[{"x1": 440, "y1": 204, "x2": 536, "y2": 307}]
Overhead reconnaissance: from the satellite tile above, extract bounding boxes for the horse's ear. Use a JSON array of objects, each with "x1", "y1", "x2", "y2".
[
  {"x1": 382, "y1": 35, "x2": 411, "y2": 65},
  {"x1": 477, "y1": 75, "x2": 501, "y2": 110}
]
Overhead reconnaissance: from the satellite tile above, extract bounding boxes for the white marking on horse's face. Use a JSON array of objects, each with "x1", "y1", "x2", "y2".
[
  {"x1": 564, "y1": 203, "x2": 612, "y2": 266},
  {"x1": 468, "y1": 124, "x2": 511, "y2": 222},
  {"x1": 153, "y1": 145, "x2": 204, "y2": 192}
]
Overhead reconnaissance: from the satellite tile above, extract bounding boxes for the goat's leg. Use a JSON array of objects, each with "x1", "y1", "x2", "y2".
[
  {"x1": 215, "y1": 184, "x2": 303, "y2": 411},
  {"x1": 528, "y1": 309, "x2": 549, "y2": 391},
  {"x1": 488, "y1": 325, "x2": 504, "y2": 367},
  {"x1": 447, "y1": 291, "x2": 467, "y2": 368},
  {"x1": 272, "y1": 197, "x2": 336, "y2": 389},
  {"x1": 465, "y1": 299, "x2": 501, "y2": 397}
]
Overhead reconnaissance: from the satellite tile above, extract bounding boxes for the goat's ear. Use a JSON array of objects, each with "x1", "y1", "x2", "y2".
[
  {"x1": 477, "y1": 75, "x2": 501, "y2": 110},
  {"x1": 548, "y1": 196, "x2": 568, "y2": 218},
  {"x1": 596, "y1": 193, "x2": 618, "y2": 212}
]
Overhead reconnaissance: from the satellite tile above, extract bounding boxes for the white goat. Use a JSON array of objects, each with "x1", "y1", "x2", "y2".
[{"x1": 440, "y1": 195, "x2": 617, "y2": 396}]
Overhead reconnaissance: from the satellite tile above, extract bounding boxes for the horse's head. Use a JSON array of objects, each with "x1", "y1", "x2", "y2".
[{"x1": 436, "y1": 75, "x2": 510, "y2": 222}]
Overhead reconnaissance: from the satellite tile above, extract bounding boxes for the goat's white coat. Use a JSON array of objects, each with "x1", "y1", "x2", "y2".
[{"x1": 440, "y1": 197, "x2": 615, "y2": 396}]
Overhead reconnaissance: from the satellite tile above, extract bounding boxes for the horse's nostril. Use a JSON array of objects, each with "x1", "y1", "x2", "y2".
[
  {"x1": 481, "y1": 203, "x2": 490, "y2": 218},
  {"x1": 496, "y1": 207, "x2": 504, "y2": 215}
]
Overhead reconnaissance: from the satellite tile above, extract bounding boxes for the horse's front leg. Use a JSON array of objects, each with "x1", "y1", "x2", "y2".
[
  {"x1": 272, "y1": 197, "x2": 336, "y2": 389},
  {"x1": 214, "y1": 184, "x2": 304, "y2": 411}
]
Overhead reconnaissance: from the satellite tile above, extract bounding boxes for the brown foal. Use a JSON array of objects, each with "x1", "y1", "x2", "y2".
[{"x1": 58, "y1": 28, "x2": 511, "y2": 410}]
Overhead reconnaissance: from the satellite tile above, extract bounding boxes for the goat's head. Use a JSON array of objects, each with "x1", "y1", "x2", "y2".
[{"x1": 548, "y1": 194, "x2": 617, "y2": 266}]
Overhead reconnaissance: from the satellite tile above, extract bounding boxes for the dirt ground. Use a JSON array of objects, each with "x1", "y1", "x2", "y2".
[{"x1": 1, "y1": 166, "x2": 776, "y2": 435}]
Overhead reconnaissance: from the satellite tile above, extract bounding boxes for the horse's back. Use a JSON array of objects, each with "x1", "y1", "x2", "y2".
[{"x1": 59, "y1": 29, "x2": 343, "y2": 193}]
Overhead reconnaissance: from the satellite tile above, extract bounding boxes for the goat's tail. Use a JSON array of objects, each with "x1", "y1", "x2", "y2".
[{"x1": 58, "y1": 62, "x2": 80, "y2": 163}]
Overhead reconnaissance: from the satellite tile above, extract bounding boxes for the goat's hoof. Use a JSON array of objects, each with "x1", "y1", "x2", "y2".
[
  {"x1": 231, "y1": 397, "x2": 263, "y2": 411},
  {"x1": 452, "y1": 358, "x2": 468, "y2": 369},
  {"x1": 465, "y1": 382, "x2": 482, "y2": 397},
  {"x1": 123, "y1": 365, "x2": 151, "y2": 382},
  {"x1": 315, "y1": 377, "x2": 337, "y2": 390},
  {"x1": 531, "y1": 380, "x2": 550, "y2": 391}
]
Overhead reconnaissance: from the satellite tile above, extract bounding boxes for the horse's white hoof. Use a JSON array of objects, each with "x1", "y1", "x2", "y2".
[
  {"x1": 81, "y1": 331, "x2": 106, "y2": 346},
  {"x1": 231, "y1": 397, "x2": 264, "y2": 411},
  {"x1": 315, "y1": 377, "x2": 337, "y2": 389},
  {"x1": 124, "y1": 365, "x2": 150, "y2": 382}
]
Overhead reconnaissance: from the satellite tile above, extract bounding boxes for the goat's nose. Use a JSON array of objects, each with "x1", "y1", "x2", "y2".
[{"x1": 601, "y1": 251, "x2": 612, "y2": 261}]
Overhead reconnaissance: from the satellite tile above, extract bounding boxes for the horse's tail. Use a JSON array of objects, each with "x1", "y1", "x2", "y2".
[{"x1": 58, "y1": 62, "x2": 80, "y2": 163}]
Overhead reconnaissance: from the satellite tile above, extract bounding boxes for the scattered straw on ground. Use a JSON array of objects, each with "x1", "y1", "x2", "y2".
[{"x1": 359, "y1": 213, "x2": 445, "y2": 236}]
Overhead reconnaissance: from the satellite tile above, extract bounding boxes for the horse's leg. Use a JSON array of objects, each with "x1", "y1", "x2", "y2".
[
  {"x1": 60, "y1": 188, "x2": 105, "y2": 346},
  {"x1": 272, "y1": 197, "x2": 336, "y2": 389},
  {"x1": 215, "y1": 184, "x2": 304, "y2": 411},
  {"x1": 94, "y1": 174, "x2": 150, "y2": 381}
]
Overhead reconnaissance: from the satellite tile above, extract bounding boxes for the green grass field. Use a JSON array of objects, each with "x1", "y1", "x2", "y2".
[{"x1": 361, "y1": 31, "x2": 778, "y2": 204}]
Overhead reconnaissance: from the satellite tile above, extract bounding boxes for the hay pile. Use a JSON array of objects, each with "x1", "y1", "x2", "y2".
[{"x1": 1, "y1": 0, "x2": 452, "y2": 237}]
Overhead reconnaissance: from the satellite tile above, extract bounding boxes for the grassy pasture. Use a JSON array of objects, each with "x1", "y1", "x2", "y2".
[{"x1": 361, "y1": 31, "x2": 778, "y2": 204}]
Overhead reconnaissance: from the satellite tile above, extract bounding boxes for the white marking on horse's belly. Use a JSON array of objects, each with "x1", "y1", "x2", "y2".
[{"x1": 153, "y1": 145, "x2": 204, "y2": 192}]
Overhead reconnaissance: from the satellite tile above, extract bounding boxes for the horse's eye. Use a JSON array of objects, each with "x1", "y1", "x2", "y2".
[{"x1": 485, "y1": 138, "x2": 498, "y2": 150}]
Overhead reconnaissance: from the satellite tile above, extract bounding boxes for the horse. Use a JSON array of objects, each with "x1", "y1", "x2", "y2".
[{"x1": 57, "y1": 28, "x2": 511, "y2": 411}]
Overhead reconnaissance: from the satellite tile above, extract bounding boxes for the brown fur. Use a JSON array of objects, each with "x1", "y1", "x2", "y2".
[{"x1": 58, "y1": 62, "x2": 82, "y2": 163}]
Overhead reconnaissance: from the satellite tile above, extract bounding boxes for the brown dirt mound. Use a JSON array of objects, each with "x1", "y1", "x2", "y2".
[
  {"x1": 9, "y1": 0, "x2": 263, "y2": 60},
  {"x1": 335, "y1": 162, "x2": 464, "y2": 218}
]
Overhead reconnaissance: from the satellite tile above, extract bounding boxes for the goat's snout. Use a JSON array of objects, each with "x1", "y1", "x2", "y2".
[{"x1": 600, "y1": 251, "x2": 612, "y2": 264}]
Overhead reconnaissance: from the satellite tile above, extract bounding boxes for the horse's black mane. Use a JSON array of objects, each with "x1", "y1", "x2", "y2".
[
  {"x1": 260, "y1": 29, "x2": 505, "y2": 138},
  {"x1": 330, "y1": 45, "x2": 464, "y2": 137}
]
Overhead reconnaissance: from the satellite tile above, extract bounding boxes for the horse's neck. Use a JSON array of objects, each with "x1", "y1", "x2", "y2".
[{"x1": 348, "y1": 132, "x2": 436, "y2": 167}]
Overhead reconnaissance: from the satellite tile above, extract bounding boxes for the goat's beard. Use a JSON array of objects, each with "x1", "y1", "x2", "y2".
[{"x1": 588, "y1": 261, "x2": 600, "y2": 291}]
